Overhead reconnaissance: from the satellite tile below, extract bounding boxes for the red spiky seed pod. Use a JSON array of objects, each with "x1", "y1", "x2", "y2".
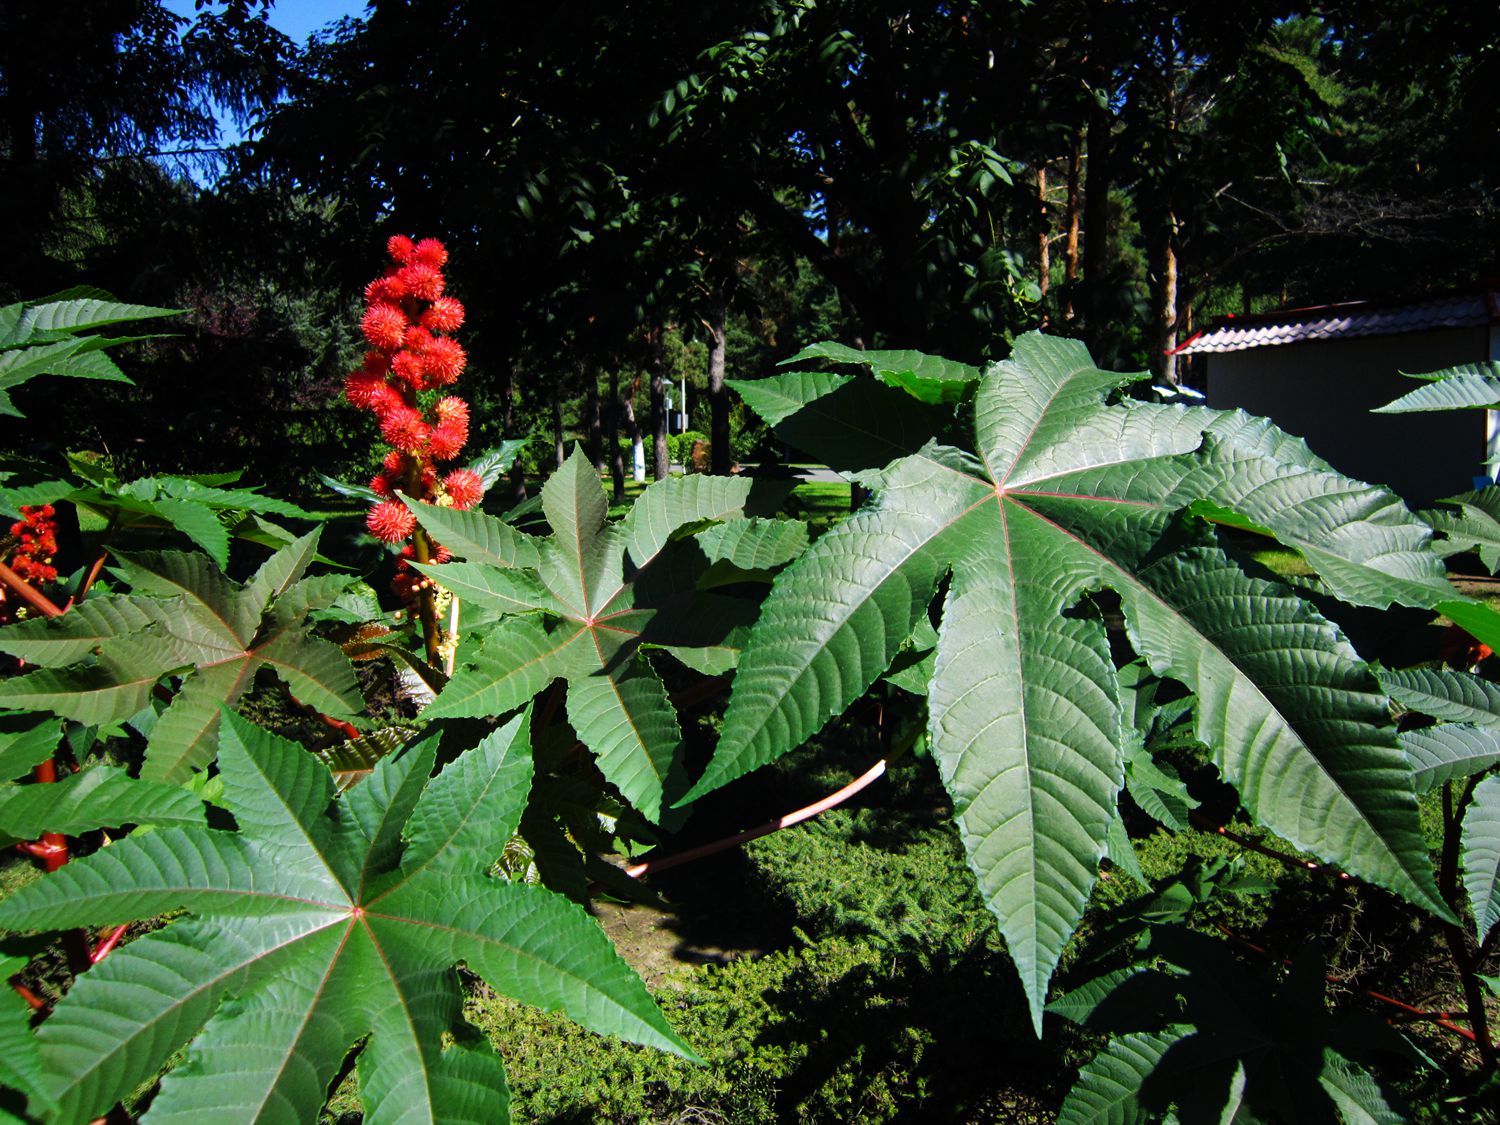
[
  {"x1": 367, "y1": 500, "x2": 416, "y2": 544},
  {"x1": 421, "y1": 297, "x2": 465, "y2": 334},
  {"x1": 344, "y1": 370, "x2": 388, "y2": 411},
  {"x1": 413, "y1": 238, "x2": 448, "y2": 268},
  {"x1": 444, "y1": 468, "x2": 485, "y2": 510},
  {"x1": 389, "y1": 350, "x2": 425, "y2": 388},
  {"x1": 434, "y1": 396, "x2": 469, "y2": 425},
  {"x1": 398, "y1": 263, "x2": 444, "y2": 302},
  {"x1": 369, "y1": 473, "x2": 395, "y2": 498},
  {"x1": 361, "y1": 303, "x2": 408, "y2": 351},
  {"x1": 387, "y1": 234, "x2": 417, "y2": 264},
  {"x1": 422, "y1": 337, "x2": 466, "y2": 385},
  {"x1": 381, "y1": 406, "x2": 430, "y2": 452},
  {"x1": 428, "y1": 419, "x2": 468, "y2": 461}
]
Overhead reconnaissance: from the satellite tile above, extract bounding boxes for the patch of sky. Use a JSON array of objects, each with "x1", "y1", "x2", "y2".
[{"x1": 158, "y1": 0, "x2": 367, "y2": 183}]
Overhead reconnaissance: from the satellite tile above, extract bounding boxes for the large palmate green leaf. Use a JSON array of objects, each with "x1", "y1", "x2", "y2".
[
  {"x1": 1052, "y1": 929, "x2": 1408, "y2": 1125},
  {"x1": 1462, "y1": 775, "x2": 1500, "y2": 945},
  {"x1": 1373, "y1": 361, "x2": 1500, "y2": 415},
  {"x1": 0, "y1": 288, "x2": 177, "y2": 418},
  {"x1": 0, "y1": 710, "x2": 691, "y2": 1124},
  {"x1": 408, "y1": 448, "x2": 790, "y2": 821},
  {"x1": 701, "y1": 332, "x2": 1458, "y2": 1030},
  {"x1": 0, "y1": 529, "x2": 361, "y2": 780},
  {"x1": 0, "y1": 765, "x2": 205, "y2": 842}
]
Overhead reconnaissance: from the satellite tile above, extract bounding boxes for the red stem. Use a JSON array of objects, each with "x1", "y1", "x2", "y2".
[
  {"x1": 1215, "y1": 924, "x2": 1478, "y2": 1042},
  {"x1": 624, "y1": 759, "x2": 888, "y2": 880},
  {"x1": 1189, "y1": 809, "x2": 1354, "y2": 884},
  {"x1": 0, "y1": 560, "x2": 64, "y2": 617},
  {"x1": 91, "y1": 924, "x2": 130, "y2": 965},
  {"x1": 62, "y1": 545, "x2": 112, "y2": 612}
]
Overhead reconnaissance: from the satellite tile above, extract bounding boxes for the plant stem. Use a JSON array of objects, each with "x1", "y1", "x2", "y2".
[
  {"x1": 1215, "y1": 924, "x2": 1480, "y2": 1042},
  {"x1": 0, "y1": 560, "x2": 64, "y2": 617},
  {"x1": 0, "y1": 563, "x2": 74, "y2": 882},
  {"x1": 623, "y1": 758, "x2": 888, "y2": 880},
  {"x1": 1439, "y1": 780, "x2": 1497, "y2": 1073}
]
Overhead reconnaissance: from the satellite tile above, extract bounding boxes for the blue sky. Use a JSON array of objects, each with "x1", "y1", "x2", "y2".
[
  {"x1": 163, "y1": 0, "x2": 368, "y2": 47},
  {"x1": 159, "y1": 0, "x2": 368, "y2": 164}
]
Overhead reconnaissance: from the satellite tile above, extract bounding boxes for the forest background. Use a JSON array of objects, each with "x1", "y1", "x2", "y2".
[
  {"x1": 4, "y1": 3, "x2": 1500, "y2": 1122},
  {"x1": 4, "y1": 0, "x2": 1497, "y2": 506}
]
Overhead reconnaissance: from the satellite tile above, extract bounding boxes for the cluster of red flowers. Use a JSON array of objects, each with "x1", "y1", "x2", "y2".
[
  {"x1": 345, "y1": 236, "x2": 486, "y2": 565},
  {"x1": 5, "y1": 505, "x2": 59, "y2": 585}
]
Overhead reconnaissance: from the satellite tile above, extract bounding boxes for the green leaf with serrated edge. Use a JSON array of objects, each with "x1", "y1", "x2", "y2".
[
  {"x1": 1463, "y1": 775, "x2": 1500, "y2": 944},
  {"x1": 257, "y1": 630, "x2": 361, "y2": 718},
  {"x1": 701, "y1": 332, "x2": 1455, "y2": 1030},
  {"x1": 0, "y1": 715, "x2": 61, "y2": 779},
  {"x1": 411, "y1": 561, "x2": 559, "y2": 615},
  {"x1": 319, "y1": 471, "x2": 381, "y2": 502},
  {"x1": 426, "y1": 618, "x2": 592, "y2": 720},
  {"x1": 395, "y1": 712, "x2": 533, "y2": 883},
  {"x1": 313, "y1": 726, "x2": 416, "y2": 792},
  {"x1": 150, "y1": 477, "x2": 318, "y2": 519},
  {"x1": 540, "y1": 448, "x2": 618, "y2": 617},
  {"x1": 0, "y1": 711, "x2": 685, "y2": 1124},
  {"x1": 1422, "y1": 489, "x2": 1500, "y2": 571},
  {"x1": 1105, "y1": 812, "x2": 1149, "y2": 889},
  {"x1": 142, "y1": 661, "x2": 258, "y2": 782},
  {"x1": 110, "y1": 549, "x2": 256, "y2": 645},
  {"x1": 271, "y1": 573, "x2": 360, "y2": 626},
  {"x1": 727, "y1": 369, "x2": 850, "y2": 426},
  {"x1": 217, "y1": 709, "x2": 345, "y2": 880},
  {"x1": 1380, "y1": 666, "x2": 1500, "y2": 726},
  {"x1": 1057, "y1": 1029, "x2": 1182, "y2": 1125},
  {"x1": 1399, "y1": 725, "x2": 1500, "y2": 793},
  {"x1": 0, "y1": 336, "x2": 130, "y2": 387},
  {"x1": 566, "y1": 641, "x2": 687, "y2": 822},
  {"x1": 929, "y1": 569, "x2": 1123, "y2": 1033},
  {"x1": 335, "y1": 732, "x2": 440, "y2": 897},
  {"x1": 1318, "y1": 1056, "x2": 1406, "y2": 1125},
  {"x1": 0, "y1": 765, "x2": 204, "y2": 838},
  {"x1": 0, "y1": 633, "x2": 181, "y2": 726},
  {"x1": 1373, "y1": 362, "x2": 1500, "y2": 413},
  {"x1": 404, "y1": 497, "x2": 541, "y2": 569},
  {"x1": 731, "y1": 371, "x2": 952, "y2": 474},
  {"x1": 467, "y1": 439, "x2": 528, "y2": 490},
  {"x1": 0, "y1": 952, "x2": 52, "y2": 1115},
  {"x1": 244, "y1": 527, "x2": 322, "y2": 614},
  {"x1": 696, "y1": 517, "x2": 808, "y2": 570},
  {"x1": 622, "y1": 473, "x2": 754, "y2": 567},
  {"x1": 781, "y1": 340, "x2": 981, "y2": 404},
  {"x1": 0, "y1": 593, "x2": 171, "y2": 667},
  {"x1": 13, "y1": 295, "x2": 177, "y2": 338},
  {"x1": 146, "y1": 497, "x2": 231, "y2": 571}
]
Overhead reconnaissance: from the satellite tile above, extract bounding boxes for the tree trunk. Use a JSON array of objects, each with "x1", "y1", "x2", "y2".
[
  {"x1": 551, "y1": 375, "x2": 565, "y2": 468},
  {"x1": 607, "y1": 363, "x2": 625, "y2": 502},
  {"x1": 707, "y1": 300, "x2": 730, "y2": 474},
  {"x1": 501, "y1": 360, "x2": 526, "y2": 505},
  {"x1": 648, "y1": 328, "x2": 669, "y2": 481},
  {"x1": 1064, "y1": 129, "x2": 1082, "y2": 321},
  {"x1": 583, "y1": 357, "x2": 602, "y2": 471},
  {"x1": 623, "y1": 374, "x2": 644, "y2": 484},
  {"x1": 1036, "y1": 165, "x2": 1050, "y2": 309},
  {"x1": 1155, "y1": 212, "x2": 1180, "y2": 385},
  {"x1": 1083, "y1": 84, "x2": 1113, "y2": 350}
]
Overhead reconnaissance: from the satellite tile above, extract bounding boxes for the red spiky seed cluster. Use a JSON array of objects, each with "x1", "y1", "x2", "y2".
[
  {"x1": 344, "y1": 236, "x2": 487, "y2": 604},
  {"x1": 5, "y1": 505, "x2": 59, "y2": 585}
]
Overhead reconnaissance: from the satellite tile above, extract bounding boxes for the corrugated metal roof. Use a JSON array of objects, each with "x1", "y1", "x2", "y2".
[{"x1": 1171, "y1": 289, "x2": 1500, "y2": 356}]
